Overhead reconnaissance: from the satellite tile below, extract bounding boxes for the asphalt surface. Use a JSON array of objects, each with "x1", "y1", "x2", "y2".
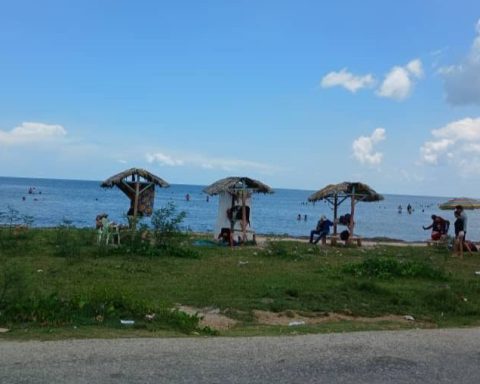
[{"x1": 1, "y1": 328, "x2": 479, "y2": 383}]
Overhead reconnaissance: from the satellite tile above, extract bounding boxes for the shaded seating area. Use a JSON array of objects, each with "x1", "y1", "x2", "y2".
[
  {"x1": 308, "y1": 182, "x2": 383, "y2": 246},
  {"x1": 203, "y1": 176, "x2": 273, "y2": 245}
]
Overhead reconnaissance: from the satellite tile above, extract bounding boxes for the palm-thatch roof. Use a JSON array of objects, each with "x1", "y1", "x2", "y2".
[
  {"x1": 203, "y1": 177, "x2": 273, "y2": 196},
  {"x1": 101, "y1": 168, "x2": 169, "y2": 188},
  {"x1": 439, "y1": 197, "x2": 480, "y2": 210},
  {"x1": 308, "y1": 182, "x2": 383, "y2": 202}
]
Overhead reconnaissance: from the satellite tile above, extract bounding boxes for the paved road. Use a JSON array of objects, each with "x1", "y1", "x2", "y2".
[{"x1": 1, "y1": 328, "x2": 479, "y2": 383}]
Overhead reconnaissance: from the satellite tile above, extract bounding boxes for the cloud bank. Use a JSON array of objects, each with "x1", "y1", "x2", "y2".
[
  {"x1": 146, "y1": 151, "x2": 275, "y2": 174},
  {"x1": 0, "y1": 122, "x2": 66, "y2": 145},
  {"x1": 440, "y1": 19, "x2": 480, "y2": 106},
  {"x1": 352, "y1": 128, "x2": 386, "y2": 166},
  {"x1": 321, "y1": 59, "x2": 423, "y2": 100},
  {"x1": 420, "y1": 117, "x2": 480, "y2": 174},
  {"x1": 321, "y1": 69, "x2": 375, "y2": 92}
]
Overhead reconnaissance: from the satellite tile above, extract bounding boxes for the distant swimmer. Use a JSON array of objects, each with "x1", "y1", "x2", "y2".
[
  {"x1": 22, "y1": 196, "x2": 26, "y2": 201},
  {"x1": 185, "y1": 193, "x2": 190, "y2": 202},
  {"x1": 398, "y1": 205, "x2": 402, "y2": 214},
  {"x1": 304, "y1": 214, "x2": 307, "y2": 221},
  {"x1": 407, "y1": 204, "x2": 412, "y2": 214},
  {"x1": 206, "y1": 195, "x2": 209, "y2": 202},
  {"x1": 297, "y1": 214, "x2": 301, "y2": 221}
]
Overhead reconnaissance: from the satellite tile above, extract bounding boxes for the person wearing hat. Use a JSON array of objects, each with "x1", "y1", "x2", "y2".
[{"x1": 309, "y1": 215, "x2": 334, "y2": 244}]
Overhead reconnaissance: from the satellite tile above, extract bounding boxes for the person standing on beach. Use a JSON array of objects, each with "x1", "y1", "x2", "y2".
[
  {"x1": 453, "y1": 211, "x2": 466, "y2": 258},
  {"x1": 455, "y1": 205, "x2": 467, "y2": 239}
]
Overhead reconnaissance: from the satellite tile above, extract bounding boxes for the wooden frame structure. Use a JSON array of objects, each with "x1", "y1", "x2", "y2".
[
  {"x1": 203, "y1": 176, "x2": 273, "y2": 244},
  {"x1": 101, "y1": 168, "x2": 169, "y2": 229},
  {"x1": 308, "y1": 182, "x2": 383, "y2": 239}
]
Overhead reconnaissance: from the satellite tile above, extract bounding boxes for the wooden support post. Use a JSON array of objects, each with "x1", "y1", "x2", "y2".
[
  {"x1": 333, "y1": 194, "x2": 338, "y2": 235},
  {"x1": 230, "y1": 194, "x2": 235, "y2": 248},
  {"x1": 133, "y1": 182, "x2": 140, "y2": 231},
  {"x1": 350, "y1": 187, "x2": 356, "y2": 241},
  {"x1": 241, "y1": 191, "x2": 247, "y2": 243}
]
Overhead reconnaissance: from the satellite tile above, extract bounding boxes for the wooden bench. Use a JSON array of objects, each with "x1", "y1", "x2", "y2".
[{"x1": 322, "y1": 235, "x2": 362, "y2": 246}]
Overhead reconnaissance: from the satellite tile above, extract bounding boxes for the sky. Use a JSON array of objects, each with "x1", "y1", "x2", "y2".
[{"x1": 1, "y1": 0, "x2": 480, "y2": 197}]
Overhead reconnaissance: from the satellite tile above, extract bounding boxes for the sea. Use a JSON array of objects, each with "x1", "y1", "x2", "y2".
[{"x1": 0, "y1": 176, "x2": 477, "y2": 242}]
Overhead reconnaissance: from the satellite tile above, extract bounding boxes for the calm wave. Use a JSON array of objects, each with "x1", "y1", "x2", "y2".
[{"x1": 0, "y1": 176, "x2": 476, "y2": 242}]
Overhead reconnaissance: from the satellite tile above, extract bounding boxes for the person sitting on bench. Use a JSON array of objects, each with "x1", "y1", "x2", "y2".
[{"x1": 309, "y1": 215, "x2": 333, "y2": 244}]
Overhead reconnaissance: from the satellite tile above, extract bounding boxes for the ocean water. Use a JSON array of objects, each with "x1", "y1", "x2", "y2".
[{"x1": 0, "y1": 176, "x2": 477, "y2": 242}]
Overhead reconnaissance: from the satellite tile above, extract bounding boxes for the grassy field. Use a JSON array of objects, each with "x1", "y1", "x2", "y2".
[{"x1": 1, "y1": 226, "x2": 480, "y2": 340}]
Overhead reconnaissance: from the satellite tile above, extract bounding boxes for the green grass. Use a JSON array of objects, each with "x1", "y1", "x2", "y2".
[{"x1": 1, "y1": 228, "x2": 480, "y2": 339}]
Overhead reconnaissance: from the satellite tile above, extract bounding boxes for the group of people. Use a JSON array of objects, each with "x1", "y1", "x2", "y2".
[
  {"x1": 398, "y1": 204, "x2": 413, "y2": 214},
  {"x1": 422, "y1": 205, "x2": 474, "y2": 257},
  {"x1": 308, "y1": 204, "x2": 474, "y2": 254}
]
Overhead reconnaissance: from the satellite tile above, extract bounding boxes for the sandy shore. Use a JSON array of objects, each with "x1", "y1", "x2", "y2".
[{"x1": 241, "y1": 234, "x2": 429, "y2": 248}]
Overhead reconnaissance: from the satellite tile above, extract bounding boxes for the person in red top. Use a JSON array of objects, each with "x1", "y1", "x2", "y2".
[{"x1": 423, "y1": 215, "x2": 449, "y2": 240}]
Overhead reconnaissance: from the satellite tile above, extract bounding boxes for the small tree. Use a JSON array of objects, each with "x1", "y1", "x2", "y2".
[{"x1": 151, "y1": 202, "x2": 187, "y2": 248}]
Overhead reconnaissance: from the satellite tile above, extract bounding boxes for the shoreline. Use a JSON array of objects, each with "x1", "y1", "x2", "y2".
[{"x1": 1, "y1": 225, "x2": 431, "y2": 247}]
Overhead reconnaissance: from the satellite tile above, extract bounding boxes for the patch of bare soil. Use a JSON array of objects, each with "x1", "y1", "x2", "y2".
[
  {"x1": 177, "y1": 304, "x2": 429, "y2": 331},
  {"x1": 176, "y1": 305, "x2": 238, "y2": 330},
  {"x1": 253, "y1": 310, "x2": 425, "y2": 326}
]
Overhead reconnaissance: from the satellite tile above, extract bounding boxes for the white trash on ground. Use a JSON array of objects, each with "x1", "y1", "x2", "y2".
[{"x1": 288, "y1": 321, "x2": 306, "y2": 326}]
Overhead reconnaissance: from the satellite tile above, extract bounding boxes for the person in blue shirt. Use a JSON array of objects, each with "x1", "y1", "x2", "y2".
[{"x1": 309, "y1": 215, "x2": 334, "y2": 244}]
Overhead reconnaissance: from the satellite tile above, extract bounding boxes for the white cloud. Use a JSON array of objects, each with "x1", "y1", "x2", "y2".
[
  {"x1": 146, "y1": 152, "x2": 184, "y2": 166},
  {"x1": 420, "y1": 138, "x2": 454, "y2": 165},
  {"x1": 0, "y1": 122, "x2": 66, "y2": 145},
  {"x1": 146, "y1": 152, "x2": 275, "y2": 173},
  {"x1": 352, "y1": 128, "x2": 386, "y2": 166},
  {"x1": 440, "y1": 18, "x2": 480, "y2": 105},
  {"x1": 377, "y1": 59, "x2": 423, "y2": 101},
  {"x1": 406, "y1": 59, "x2": 424, "y2": 78},
  {"x1": 420, "y1": 117, "x2": 480, "y2": 172},
  {"x1": 321, "y1": 68, "x2": 375, "y2": 93}
]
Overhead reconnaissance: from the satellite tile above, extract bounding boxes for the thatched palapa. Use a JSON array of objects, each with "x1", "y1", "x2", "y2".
[
  {"x1": 308, "y1": 181, "x2": 383, "y2": 239},
  {"x1": 308, "y1": 182, "x2": 383, "y2": 203},
  {"x1": 204, "y1": 177, "x2": 273, "y2": 244},
  {"x1": 439, "y1": 197, "x2": 480, "y2": 210},
  {"x1": 203, "y1": 176, "x2": 273, "y2": 196},
  {"x1": 101, "y1": 168, "x2": 169, "y2": 224},
  {"x1": 101, "y1": 168, "x2": 169, "y2": 189}
]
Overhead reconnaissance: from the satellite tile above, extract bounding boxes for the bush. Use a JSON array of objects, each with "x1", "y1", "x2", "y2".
[
  {"x1": 119, "y1": 202, "x2": 199, "y2": 258},
  {"x1": 54, "y1": 219, "x2": 82, "y2": 259},
  {"x1": 0, "y1": 207, "x2": 35, "y2": 250},
  {"x1": 0, "y1": 286, "x2": 215, "y2": 334},
  {"x1": 343, "y1": 257, "x2": 447, "y2": 280},
  {"x1": 151, "y1": 202, "x2": 187, "y2": 247}
]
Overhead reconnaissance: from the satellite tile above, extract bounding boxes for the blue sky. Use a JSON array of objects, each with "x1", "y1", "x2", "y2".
[{"x1": 1, "y1": 0, "x2": 480, "y2": 197}]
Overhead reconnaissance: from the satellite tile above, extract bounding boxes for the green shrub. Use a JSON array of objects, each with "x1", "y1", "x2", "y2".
[
  {"x1": 0, "y1": 286, "x2": 215, "y2": 334},
  {"x1": 0, "y1": 259, "x2": 31, "y2": 311},
  {"x1": 54, "y1": 219, "x2": 82, "y2": 259},
  {"x1": 343, "y1": 257, "x2": 447, "y2": 280},
  {"x1": 116, "y1": 203, "x2": 198, "y2": 258}
]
